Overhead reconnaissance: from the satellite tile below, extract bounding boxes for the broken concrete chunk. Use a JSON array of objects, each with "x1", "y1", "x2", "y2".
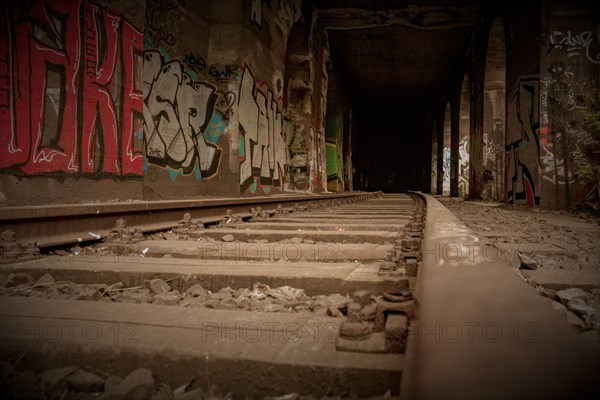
[
  {"x1": 104, "y1": 376, "x2": 123, "y2": 393},
  {"x1": 151, "y1": 384, "x2": 174, "y2": 400},
  {"x1": 118, "y1": 289, "x2": 153, "y2": 304},
  {"x1": 39, "y1": 366, "x2": 79, "y2": 393},
  {"x1": 325, "y1": 293, "x2": 350, "y2": 312},
  {"x1": 535, "y1": 287, "x2": 558, "y2": 301},
  {"x1": 99, "y1": 368, "x2": 154, "y2": 400},
  {"x1": 567, "y1": 302, "x2": 596, "y2": 319},
  {"x1": 263, "y1": 303, "x2": 284, "y2": 312},
  {"x1": 66, "y1": 369, "x2": 105, "y2": 393},
  {"x1": 209, "y1": 291, "x2": 233, "y2": 301},
  {"x1": 184, "y1": 284, "x2": 207, "y2": 300},
  {"x1": 518, "y1": 253, "x2": 538, "y2": 270},
  {"x1": 77, "y1": 288, "x2": 102, "y2": 301},
  {"x1": 4, "y1": 272, "x2": 34, "y2": 288},
  {"x1": 557, "y1": 288, "x2": 587, "y2": 307},
  {"x1": 34, "y1": 273, "x2": 55, "y2": 286},
  {"x1": 202, "y1": 299, "x2": 220, "y2": 309},
  {"x1": 290, "y1": 237, "x2": 304, "y2": 244},
  {"x1": 145, "y1": 278, "x2": 171, "y2": 295},
  {"x1": 153, "y1": 293, "x2": 181, "y2": 306},
  {"x1": 221, "y1": 234, "x2": 235, "y2": 242},
  {"x1": 352, "y1": 290, "x2": 371, "y2": 307},
  {"x1": 566, "y1": 310, "x2": 586, "y2": 330}
]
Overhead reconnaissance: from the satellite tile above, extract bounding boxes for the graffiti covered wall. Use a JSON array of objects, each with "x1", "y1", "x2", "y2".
[
  {"x1": 238, "y1": 67, "x2": 288, "y2": 195},
  {"x1": 240, "y1": 0, "x2": 304, "y2": 195},
  {"x1": 143, "y1": 50, "x2": 222, "y2": 179},
  {"x1": 141, "y1": 0, "x2": 239, "y2": 198},
  {"x1": 539, "y1": 1, "x2": 600, "y2": 209},
  {"x1": 0, "y1": 0, "x2": 144, "y2": 177}
]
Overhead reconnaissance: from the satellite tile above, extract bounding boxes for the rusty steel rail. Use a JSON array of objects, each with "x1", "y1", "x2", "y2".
[{"x1": 0, "y1": 192, "x2": 381, "y2": 248}]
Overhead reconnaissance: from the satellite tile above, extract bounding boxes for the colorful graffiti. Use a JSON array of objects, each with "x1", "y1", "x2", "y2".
[
  {"x1": 505, "y1": 77, "x2": 540, "y2": 207},
  {"x1": 238, "y1": 68, "x2": 288, "y2": 194},
  {"x1": 143, "y1": 50, "x2": 222, "y2": 179},
  {"x1": 0, "y1": 0, "x2": 144, "y2": 176}
]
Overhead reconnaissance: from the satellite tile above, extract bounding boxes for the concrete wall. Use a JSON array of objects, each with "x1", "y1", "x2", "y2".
[
  {"x1": 0, "y1": 0, "x2": 146, "y2": 205},
  {"x1": 0, "y1": 0, "x2": 331, "y2": 205},
  {"x1": 504, "y1": 0, "x2": 541, "y2": 208},
  {"x1": 539, "y1": 0, "x2": 600, "y2": 209},
  {"x1": 503, "y1": 0, "x2": 599, "y2": 209},
  {"x1": 238, "y1": 0, "x2": 302, "y2": 196},
  {"x1": 143, "y1": 0, "x2": 236, "y2": 199}
]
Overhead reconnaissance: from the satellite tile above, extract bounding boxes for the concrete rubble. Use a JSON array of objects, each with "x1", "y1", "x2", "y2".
[
  {"x1": 0, "y1": 362, "x2": 399, "y2": 400},
  {"x1": 438, "y1": 197, "x2": 600, "y2": 347},
  {"x1": 0, "y1": 272, "x2": 357, "y2": 317}
]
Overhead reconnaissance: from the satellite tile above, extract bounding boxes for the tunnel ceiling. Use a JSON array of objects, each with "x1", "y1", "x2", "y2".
[{"x1": 316, "y1": 1, "x2": 485, "y2": 105}]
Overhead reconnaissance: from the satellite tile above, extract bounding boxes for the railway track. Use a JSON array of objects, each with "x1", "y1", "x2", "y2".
[
  {"x1": 0, "y1": 192, "x2": 425, "y2": 399},
  {"x1": 0, "y1": 192, "x2": 378, "y2": 249}
]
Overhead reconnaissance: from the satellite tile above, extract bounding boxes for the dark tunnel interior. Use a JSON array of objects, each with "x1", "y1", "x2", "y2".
[{"x1": 320, "y1": 1, "x2": 483, "y2": 193}]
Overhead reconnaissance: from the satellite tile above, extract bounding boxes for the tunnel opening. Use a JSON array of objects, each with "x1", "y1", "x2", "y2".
[{"x1": 321, "y1": 3, "x2": 480, "y2": 194}]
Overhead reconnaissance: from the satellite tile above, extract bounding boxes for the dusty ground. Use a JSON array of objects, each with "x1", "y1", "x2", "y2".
[{"x1": 437, "y1": 196, "x2": 600, "y2": 347}]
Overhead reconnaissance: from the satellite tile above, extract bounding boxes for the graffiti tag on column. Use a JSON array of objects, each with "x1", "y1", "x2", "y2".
[
  {"x1": 0, "y1": 0, "x2": 144, "y2": 176},
  {"x1": 238, "y1": 68, "x2": 288, "y2": 194},
  {"x1": 143, "y1": 50, "x2": 222, "y2": 179},
  {"x1": 549, "y1": 29, "x2": 600, "y2": 64},
  {"x1": 458, "y1": 137, "x2": 469, "y2": 196},
  {"x1": 506, "y1": 77, "x2": 540, "y2": 207},
  {"x1": 541, "y1": 146, "x2": 575, "y2": 185}
]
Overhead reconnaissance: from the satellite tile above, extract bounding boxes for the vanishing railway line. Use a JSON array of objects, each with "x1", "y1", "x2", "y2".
[{"x1": 0, "y1": 192, "x2": 425, "y2": 399}]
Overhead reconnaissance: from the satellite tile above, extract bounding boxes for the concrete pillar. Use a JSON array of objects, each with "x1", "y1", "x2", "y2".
[
  {"x1": 450, "y1": 97, "x2": 460, "y2": 197},
  {"x1": 469, "y1": 71, "x2": 485, "y2": 200},
  {"x1": 436, "y1": 113, "x2": 445, "y2": 195}
]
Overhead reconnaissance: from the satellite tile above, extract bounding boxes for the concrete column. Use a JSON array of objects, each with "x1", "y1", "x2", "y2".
[
  {"x1": 436, "y1": 114, "x2": 444, "y2": 195},
  {"x1": 450, "y1": 98, "x2": 460, "y2": 197},
  {"x1": 469, "y1": 74, "x2": 485, "y2": 200}
]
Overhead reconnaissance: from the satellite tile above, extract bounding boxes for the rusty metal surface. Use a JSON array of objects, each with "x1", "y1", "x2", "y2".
[{"x1": 0, "y1": 192, "x2": 380, "y2": 247}]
